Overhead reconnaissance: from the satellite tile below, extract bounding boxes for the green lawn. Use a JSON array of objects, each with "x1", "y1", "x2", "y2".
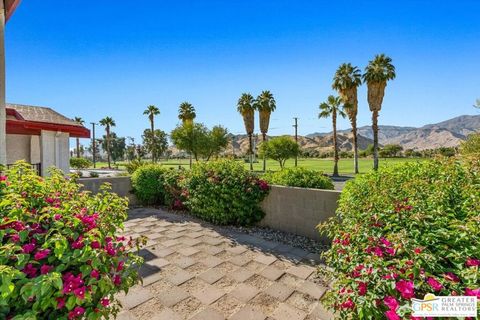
[{"x1": 90, "y1": 157, "x2": 426, "y2": 175}]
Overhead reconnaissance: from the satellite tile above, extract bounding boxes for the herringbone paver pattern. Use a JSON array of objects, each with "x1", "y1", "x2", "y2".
[{"x1": 117, "y1": 208, "x2": 332, "y2": 320}]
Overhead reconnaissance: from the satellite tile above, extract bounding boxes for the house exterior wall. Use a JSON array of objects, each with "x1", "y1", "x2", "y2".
[
  {"x1": 40, "y1": 130, "x2": 70, "y2": 175},
  {"x1": 6, "y1": 134, "x2": 30, "y2": 164}
]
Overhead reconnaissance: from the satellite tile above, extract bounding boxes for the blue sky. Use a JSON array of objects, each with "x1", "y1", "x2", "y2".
[{"x1": 5, "y1": 1, "x2": 480, "y2": 142}]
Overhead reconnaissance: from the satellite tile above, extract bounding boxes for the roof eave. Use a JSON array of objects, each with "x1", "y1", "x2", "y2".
[{"x1": 5, "y1": 0, "x2": 21, "y2": 22}]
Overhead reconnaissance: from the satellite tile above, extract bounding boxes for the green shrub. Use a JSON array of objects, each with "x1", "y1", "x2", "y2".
[
  {"x1": 0, "y1": 161, "x2": 144, "y2": 319},
  {"x1": 125, "y1": 159, "x2": 147, "y2": 175},
  {"x1": 263, "y1": 167, "x2": 334, "y2": 189},
  {"x1": 318, "y1": 159, "x2": 480, "y2": 319},
  {"x1": 89, "y1": 171, "x2": 99, "y2": 178},
  {"x1": 69, "y1": 157, "x2": 92, "y2": 170},
  {"x1": 181, "y1": 160, "x2": 270, "y2": 225},
  {"x1": 131, "y1": 164, "x2": 167, "y2": 205}
]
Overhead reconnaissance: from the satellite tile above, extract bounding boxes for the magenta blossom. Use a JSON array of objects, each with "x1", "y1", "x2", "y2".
[
  {"x1": 466, "y1": 258, "x2": 480, "y2": 267},
  {"x1": 427, "y1": 277, "x2": 443, "y2": 292},
  {"x1": 71, "y1": 236, "x2": 84, "y2": 249},
  {"x1": 22, "y1": 263, "x2": 37, "y2": 278},
  {"x1": 113, "y1": 275, "x2": 121, "y2": 286},
  {"x1": 383, "y1": 296, "x2": 399, "y2": 310},
  {"x1": 68, "y1": 306, "x2": 85, "y2": 319},
  {"x1": 56, "y1": 297, "x2": 65, "y2": 309},
  {"x1": 73, "y1": 286, "x2": 86, "y2": 299},
  {"x1": 444, "y1": 272, "x2": 460, "y2": 283},
  {"x1": 395, "y1": 280, "x2": 415, "y2": 299},
  {"x1": 22, "y1": 243, "x2": 36, "y2": 254},
  {"x1": 54, "y1": 214, "x2": 62, "y2": 221},
  {"x1": 90, "y1": 240, "x2": 101, "y2": 249},
  {"x1": 385, "y1": 310, "x2": 401, "y2": 320},
  {"x1": 465, "y1": 288, "x2": 480, "y2": 299},
  {"x1": 91, "y1": 269, "x2": 100, "y2": 279},
  {"x1": 340, "y1": 298, "x2": 355, "y2": 309},
  {"x1": 358, "y1": 282, "x2": 367, "y2": 296},
  {"x1": 40, "y1": 264, "x2": 54, "y2": 274},
  {"x1": 100, "y1": 297, "x2": 110, "y2": 307},
  {"x1": 34, "y1": 248, "x2": 51, "y2": 260}
]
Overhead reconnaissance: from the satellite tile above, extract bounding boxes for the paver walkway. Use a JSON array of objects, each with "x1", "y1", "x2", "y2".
[{"x1": 117, "y1": 208, "x2": 333, "y2": 320}]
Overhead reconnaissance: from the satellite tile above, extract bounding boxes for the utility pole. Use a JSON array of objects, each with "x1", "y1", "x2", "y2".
[
  {"x1": 91, "y1": 122, "x2": 97, "y2": 168},
  {"x1": 293, "y1": 117, "x2": 298, "y2": 166}
]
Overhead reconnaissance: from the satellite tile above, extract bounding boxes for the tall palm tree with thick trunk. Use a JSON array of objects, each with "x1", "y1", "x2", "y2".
[
  {"x1": 332, "y1": 63, "x2": 362, "y2": 174},
  {"x1": 178, "y1": 102, "x2": 196, "y2": 124},
  {"x1": 143, "y1": 105, "x2": 160, "y2": 162},
  {"x1": 319, "y1": 95, "x2": 346, "y2": 177},
  {"x1": 362, "y1": 54, "x2": 396, "y2": 170},
  {"x1": 255, "y1": 90, "x2": 276, "y2": 171},
  {"x1": 99, "y1": 117, "x2": 116, "y2": 169},
  {"x1": 237, "y1": 93, "x2": 256, "y2": 170},
  {"x1": 73, "y1": 117, "x2": 84, "y2": 158}
]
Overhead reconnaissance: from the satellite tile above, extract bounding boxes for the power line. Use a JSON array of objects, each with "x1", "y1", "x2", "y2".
[{"x1": 293, "y1": 117, "x2": 298, "y2": 167}]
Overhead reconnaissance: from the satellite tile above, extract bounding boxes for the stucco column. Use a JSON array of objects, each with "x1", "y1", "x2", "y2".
[{"x1": 0, "y1": 3, "x2": 6, "y2": 165}]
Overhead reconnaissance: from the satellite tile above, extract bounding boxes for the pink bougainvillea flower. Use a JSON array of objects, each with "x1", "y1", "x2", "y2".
[
  {"x1": 385, "y1": 310, "x2": 401, "y2": 320},
  {"x1": 90, "y1": 240, "x2": 101, "y2": 249},
  {"x1": 444, "y1": 272, "x2": 460, "y2": 283},
  {"x1": 22, "y1": 263, "x2": 37, "y2": 278},
  {"x1": 414, "y1": 247, "x2": 422, "y2": 254},
  {"x1": 465, "y1": 288, "x2": 480, "y2": 298},
  {"x1": 22, "y1": 243, "x2": 36, "y2": 254},
  {"x1": 56, "y1": 297, "x2": 65, "y2": 309},
  {"x1": 105, "y1": 242, "x2": 117, "y2": 256},
  {"x1": 384, "y1": 296, "x2": 399, "y2": 310},
  {"x1": 427, "y1": 277, "x2": 443, "y2": 292},
  {"x1": 113, "y1": 275, "x2": 122, "y2": 286},
  {"x1": 34, "y1": 249, "x2": 51, "y2": 260},
  {"x1": 358, "y1": 282, "x2": 367, "y2": 296},
  {"x1": 68, "y1": 306, "x2": 85, "y2": 319},
  {"x1": 91, "y1": 269, "x2": 100, "y2": 279},
  {"x1": 395, "y1": 280, "x2": 415, "y2": 299},
  {"x1": 40, "y1": 264, "x2": 54, "y2": 274},
  {"x1": 62, "y1": 273, "x2": 84, "y2": 294},
  {"x1": 10, "y1": 233, "x2": 20, "y2": 243},
  {"x1": 0, "y1": 175, "x2": 7, "y2": 181},
  {"x1": 385, "y1": 247, "x2": 396, "y2": 256},
  {"x1": 54, "y1": 214, "x2": 62, "y2": 221},
  {"x1": 100, "y1": 297, "x2": 110, "y2": 307},
  {"x1": 340, "y1": 298, "x2": 355, "y2": 309},
  {"x1": 466, "y1": 258, "x2": 480, "y2": 267},
  {"x1": 73, "y1": 286, "x2": 86, "y2": 299},
  {"x1": 45, "y1": 197, "x2": 55, "y2": 204},
  {"x1": 380, "y1": 237, "x2": 391, "y2": 247},
  {"x1": 116, "y1": 261, "x2": 124, "y2": 272},
  {"x1": 71, "y1": 236, "x2": 84, "y2": 249}
]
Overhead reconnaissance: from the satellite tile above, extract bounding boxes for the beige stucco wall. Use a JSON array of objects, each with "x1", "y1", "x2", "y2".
[
  {"x1": 77, "y1": 176, "x2": 137, "y2": 205},
  {"x1": 40, "y1": 130, "x2": 70, "y2": 175},
  {"x1": 259, "y1": 185, "x2": 341, "y2": 242},
  {"x1": 6, "y1": 134, "x2": 31, "y2": 163}
]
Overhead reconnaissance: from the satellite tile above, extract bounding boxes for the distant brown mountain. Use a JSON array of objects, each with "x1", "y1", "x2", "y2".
[{"x1": 307, "y1": 114, "x2": 480, "y2": 151}]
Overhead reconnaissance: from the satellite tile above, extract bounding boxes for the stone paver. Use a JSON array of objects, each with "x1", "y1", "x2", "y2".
[{"x1": 120, "y1": 208, "x2": 331, "y2": 320}]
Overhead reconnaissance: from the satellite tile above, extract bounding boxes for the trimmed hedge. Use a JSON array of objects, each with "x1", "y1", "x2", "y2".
[
  {"x1": 263, "y1": 167, "x2": 334, "y2": 190},
  {"x1": 181, "y1": 160, "x2": 270, "y2": 225},
  {"x1": 131, "y1": 164, "x2": 167, "y2": 205},
  {"x1": 318, "y1": 159, "x2": 480, "y2": 319}
]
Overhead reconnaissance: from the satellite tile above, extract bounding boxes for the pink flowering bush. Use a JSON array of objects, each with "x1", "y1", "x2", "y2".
[
  {"x1": 0, "y1": 162, "x2": 144, "y2": 319},
  {"x1": 318, "y1": 158, "x2": 480, "y2": 319},
  {"x1": 181, "y1": 160, "x2": 270, "y2": 225}
]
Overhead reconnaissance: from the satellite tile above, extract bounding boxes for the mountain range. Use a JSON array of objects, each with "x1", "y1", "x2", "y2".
[{"x1": 226, "y1": 114, "x2": 480, "y2": 154}]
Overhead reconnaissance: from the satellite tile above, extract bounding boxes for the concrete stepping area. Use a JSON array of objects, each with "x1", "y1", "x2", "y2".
[{"x1": 117, "y1": 208, "x2": 333, "y2": 320}]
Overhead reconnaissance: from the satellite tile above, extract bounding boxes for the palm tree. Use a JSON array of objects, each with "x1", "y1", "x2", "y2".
[
  {"x1": 73, "y1": 117, "x2": 84, "y2": 158},
  {"x1": 332, "y1": 63, "x2": 362, "y2": 174},
  {"x1": 255, "y1": 90, "x2": 276, "y2": 171},
  {"x1": 362, "y1": 54, "x2": 396, "y2": 170},
  {"x1": 474, "y1": 99, "x2": 480, "y2": 109},
  {"x1": 237, "y1": 93, "x2": 256, "y2": 170},
  {"x1": 319, "y1": 95, "x2": 346, "y2": 177},
  {"x1": 143, "y1": 105, "x2": 160, "y2": 162},
  {"x1": 99, "y1": 117, "x2": 116, "y2": 169},
  {"x1": 178, "y1": 102, "x2": 196, "y2": 124}
]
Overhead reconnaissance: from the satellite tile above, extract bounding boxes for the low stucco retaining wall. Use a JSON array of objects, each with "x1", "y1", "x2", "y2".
[
  {"x1": 77, "y1": 176, "x2": 138, "y2": 205},
  {"x1": 78, "y1": 177, "x2": 340, "y2": 241},
  {"x1": 260, "y1": 185, "x2": 341, "y2": 242}
]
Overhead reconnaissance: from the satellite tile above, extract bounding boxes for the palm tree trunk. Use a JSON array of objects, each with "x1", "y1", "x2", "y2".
[
  {"x1": 106, "y1": 128, "x2": 111, "y2": 169},
  {"x1": 76, "y1": 138, "x2": 80, "y2": 158},
  {"x1": 262, "y1": 133, "x2": 267, "y2": 172},
  {"x1": 150, "y1": 118, "x2": 155, "y2": 163},
  {"x1": 351, "y1": 120, "x2": 359, "y2": 174},
  {"x1": 333, "y1": 113, "x2": 339, "y2": 177},
  {"x1": 372, "y1": 110, "x2": 379, "y2": 170},
  {"x1": 248, "y1": 133, "x2": 253, "y2": 171}
]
